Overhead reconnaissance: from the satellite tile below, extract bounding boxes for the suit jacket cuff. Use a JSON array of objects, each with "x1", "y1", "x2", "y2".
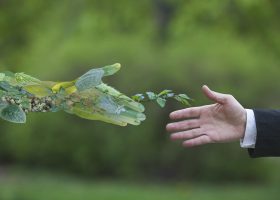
[{"x1": 248, "y1": 109, "x2": 280, "y2": 158}]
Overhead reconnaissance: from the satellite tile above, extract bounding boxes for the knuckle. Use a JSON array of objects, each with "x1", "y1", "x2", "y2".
[
  {"x1": 187, "y1": 130, "x2": 197, "y2": 139},
  {"x1": 226, "y1": 94, "x2": 234, "y2": 100},
  {"x1": 175, "y1": 121, "x2": 186, "y2": 129},
  {"x1": 189, "y1": 108, "x2": 196, "y2": 115},
  {"x1": 189, "y1": 132, "x2": 196, "y2": 138},
  {"x1": 186, "y1": 120, "x2": 194, "y2": 127},
  {"x1": 180, "y1": 132, "x2": 187, "y2": 138},
  {"x1": 184, "y1": 120, "x2": 199, "y2": 129},
  {"x1": 191, "y1": 129, "x2": 199, "y2": 135},
  {"x1": 178, "y1": 131, "x2": 187, "y2": 139}
]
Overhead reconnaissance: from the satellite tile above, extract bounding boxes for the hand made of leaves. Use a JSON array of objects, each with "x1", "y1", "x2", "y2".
[{"x1": 0, "y1": 63, "x2": 192, "y2": 126}]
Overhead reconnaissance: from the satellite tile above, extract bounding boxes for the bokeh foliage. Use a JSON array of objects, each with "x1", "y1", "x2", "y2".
[{"x1": 1, "y1": 0, "x2": 280, "y2": 182}]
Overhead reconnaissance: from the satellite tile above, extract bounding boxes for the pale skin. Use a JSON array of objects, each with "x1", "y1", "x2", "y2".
[{"x1": 166, "y1": 85, "x2": 247, "y2": 147}]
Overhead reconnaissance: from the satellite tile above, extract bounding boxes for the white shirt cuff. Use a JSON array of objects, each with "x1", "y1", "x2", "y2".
[{"x1": 240, "y1": 109, "x2": 257, "y2": 148}]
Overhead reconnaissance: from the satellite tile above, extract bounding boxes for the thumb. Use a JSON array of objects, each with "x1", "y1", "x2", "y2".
[{"x1": 202, "y1": 85, "x2": 227, "y2": 104}]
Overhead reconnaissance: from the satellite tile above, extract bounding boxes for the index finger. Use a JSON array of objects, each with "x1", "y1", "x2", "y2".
[{"x1": 169, "y1": 107, "x2": 201, "y2": 120}]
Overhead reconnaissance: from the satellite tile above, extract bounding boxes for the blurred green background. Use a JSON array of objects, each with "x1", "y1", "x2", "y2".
[{"x1": 1, "y1": 0, "x2": 280, "y2": 199}]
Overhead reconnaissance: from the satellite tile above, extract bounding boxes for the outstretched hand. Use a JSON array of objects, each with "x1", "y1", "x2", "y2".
[{"x1": 166, "y1": 85, "x2": 247, "y2": 147}]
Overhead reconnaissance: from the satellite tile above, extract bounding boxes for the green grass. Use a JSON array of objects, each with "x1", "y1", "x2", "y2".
[{"x1": 0, "y1": 168, "x2": 279, "y2": 200}]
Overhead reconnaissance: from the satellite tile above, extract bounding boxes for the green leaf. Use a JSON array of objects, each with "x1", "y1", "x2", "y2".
[
  {"x1": 2, "y1": 71, "x2": 16, "y2": 85},
  {"x1": 2, "y1": 71, "x2": 15, "y2": 78},
  {"x1": 146, "y1": 92, "x2": 157, "y2": 100},
  {"x1": 23, "y1": 85, "x2": 52, "y2": 98},
  {"x1": 158, "y1": 89, "x2": 172, "y2": 96},
  {"x1": 0, "y1": 89, "x2": 6, "y2": 96},
  {"x1": 156, "y1": 97, "x2": 166, "y2": 108},
  {"x1": 0, "y1": 101, "x2": 8, "y2": 110},
  {"x1": 131, "y1": 94, "x2": 144, "y2": 102},
  {"x1": 97, "y1": 96, "x2": 123, "y2": 114},
  {"x1": 174, "y1": 95, "x2": 191, "y2": 106},
  {"x1": 14, "y1": 72, "x2": 41, "y2": 86},
  {"x1": 0, "y1": 104, "x2": 26, "y2": 123},
  {"x1": 72, "y1": 103, "x2": 127, "y2": 126},
  {"x1": 177, "y1": 94, "x2": 191, "y2": 100},
  {"x1": 21, "y1": 98, "x2": 31, "y2": 110},
  {"x1": 0, "y1": 73, "x2": 5, "y2": 81},
  {"x1": 101, "y1": 63, "x2": 121, "y2": 76},
  {"x1": 0, "y1": 81, "x2": 19, "y2": 92},
  {"x1": 76, "y1": 69, "x2": 104, "y2": 91}
]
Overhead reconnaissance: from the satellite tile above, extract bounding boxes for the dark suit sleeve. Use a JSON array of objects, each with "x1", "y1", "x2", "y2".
[{"x1": 248, "y1": 109, "x2": 280, "y2": 158}]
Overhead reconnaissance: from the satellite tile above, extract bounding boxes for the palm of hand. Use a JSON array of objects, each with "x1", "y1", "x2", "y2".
[
  {"x1": 199, "y1": 99, "x2": 246, "y2": 143},
  {"x1": 167, "y1": 86, "x2": 246, "y2": 147}
]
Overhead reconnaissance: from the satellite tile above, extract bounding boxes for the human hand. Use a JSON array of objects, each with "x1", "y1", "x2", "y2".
[{"x1": 166, "y1": 85, "x2": 247, "y2": 147}]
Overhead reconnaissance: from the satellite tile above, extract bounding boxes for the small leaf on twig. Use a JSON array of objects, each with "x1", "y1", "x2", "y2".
[
  {"x1": 158, "y1": 89, "x2": 172, "y2": 97},
  {"x1": 146, "y1": 92, "x2": 157, "y2": 100},
  {"x1": 156, "y1": 97, "x2": 166, "y2": 108},
  {"x1": 132, "y1": 89, "x2": 192, "y2": 108},
  {"x1": 131, "y1": 94, "x2": 145, "y2": 102}
]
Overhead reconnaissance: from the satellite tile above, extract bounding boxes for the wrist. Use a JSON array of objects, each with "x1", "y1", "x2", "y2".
[{"x1": 239, "y1": 108, "x2": 247, "y2": 139}]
